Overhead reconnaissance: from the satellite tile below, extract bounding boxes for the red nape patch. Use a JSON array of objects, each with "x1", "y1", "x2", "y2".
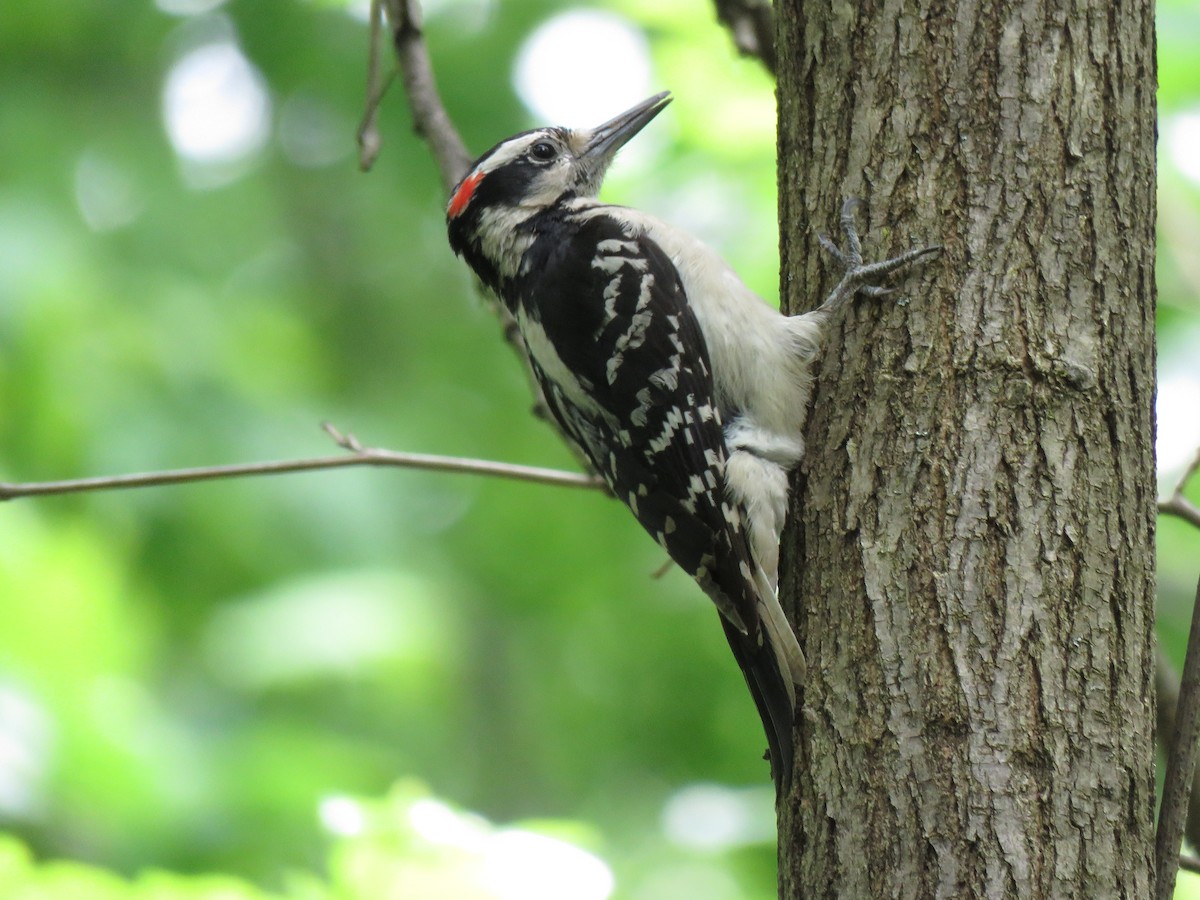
[{"x1": 447, "y1": 170, "x2": 484, "y2": 219}]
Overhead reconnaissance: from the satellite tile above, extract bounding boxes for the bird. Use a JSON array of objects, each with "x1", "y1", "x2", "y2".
[{"x1": 445, "y1": 91, "x2": 938, "y2": 790}]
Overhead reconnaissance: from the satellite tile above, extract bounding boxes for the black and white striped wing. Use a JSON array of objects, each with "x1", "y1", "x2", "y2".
[{"x1": 516, "y1": 214, "x2": 757, "y2": 633}]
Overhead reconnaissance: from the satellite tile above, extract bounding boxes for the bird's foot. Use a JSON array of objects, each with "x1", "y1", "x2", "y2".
[{"x1": 817, "y1": 198, "x2": 941, "y2": 313}]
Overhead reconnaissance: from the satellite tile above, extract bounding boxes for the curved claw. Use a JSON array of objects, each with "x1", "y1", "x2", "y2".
[
  {"x1": 817, "y1": 233, "x2": 850, "y2": 267},
  {"x1": 859, "y1": 285, "x2": 896, "y2": 299}
]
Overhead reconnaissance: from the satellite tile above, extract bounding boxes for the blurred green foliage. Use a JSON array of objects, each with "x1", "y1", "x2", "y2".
[
  {"x1": 0, "y1": 0, "x2": 780, "y2": 896},
  {"x1": 0, "y1": 0, "x2": 1198, "y2": 898},
  {"x1": 0, "y1": 781, "x2": 613, "y2": 898}
]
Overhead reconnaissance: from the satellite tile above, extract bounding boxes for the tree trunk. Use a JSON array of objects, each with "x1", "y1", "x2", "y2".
[{"x1": 774, "y1": 0, "x2": 1157, "y2": 896}]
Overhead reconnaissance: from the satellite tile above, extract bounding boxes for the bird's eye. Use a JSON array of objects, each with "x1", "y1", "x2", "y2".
[{"x1": 530, "y1": 141, "x2": 558, "y2": 162}]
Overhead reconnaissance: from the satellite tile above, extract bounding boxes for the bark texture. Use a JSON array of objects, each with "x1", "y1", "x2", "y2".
[{"x1": 775, "y1": 0, "x2": 1157, "y2": 896}]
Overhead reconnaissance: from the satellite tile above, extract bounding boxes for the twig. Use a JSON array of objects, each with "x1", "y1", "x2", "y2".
[
  {"x1": 357, "y1": 0, "x2": 390, "y2": 171},
  {"x1": 1155, "y1": 573, "x2": 1200, "y2": 899},
  {"x1": 0, "y1": 423, "x2": 603, "y2": 501},
  {"x1": 366, "y1": 0, "x2": 583, "y2": 467},
  {"x1": 378, "y1": 0, "x2": 471, "y2": 192},
  {"x1": 1163, "y1": 496, "x2": 1200, "y2": 530},
  {"x1": 651, "y1": 557, "x2": 675, "y2": 580},
  {"x1": 711, "y1": 0, "x2": 777, "y2": 76},
  {"x1": 1181, "y1": 852, "x2": 1200, "y2": 876},
  {"x1": 1157, "y1": 446, "x2": 1200, "y2": 858},
  {"x1": 1155, "y1": 649, "x2": 1200, "y2": 853},
  {"x1": 1160, "y1": 447, "x2": 1200, "y2": 530}
]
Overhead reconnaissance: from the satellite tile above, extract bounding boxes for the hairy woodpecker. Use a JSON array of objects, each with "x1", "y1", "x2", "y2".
[{"x1": 446, "y1": 92, "x2": 938, "y2": 789}]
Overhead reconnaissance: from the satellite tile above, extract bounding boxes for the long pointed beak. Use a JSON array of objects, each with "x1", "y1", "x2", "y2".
[{"x1": 582, "y1": 91, "x2": 672, "y2": 163}]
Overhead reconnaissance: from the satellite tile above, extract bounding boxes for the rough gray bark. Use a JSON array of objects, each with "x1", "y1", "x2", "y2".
[{"x1": 774, "y1": 0, "x2": 1157, "y2": 896}]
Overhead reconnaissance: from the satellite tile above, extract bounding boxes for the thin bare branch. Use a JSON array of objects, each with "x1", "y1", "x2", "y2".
[
  {"x1": 357, "y1": 0, "x2": 389, "y2": 170},
  {"x1": 1181, "y1": 852, "x2": 1200, "y2": 876},
  {"x1": 1162, "y1": 496, "x2": 1200, "y2": 530},
  {"x1": 1161, "y1": 447, "x2": 1200, "y2": 530},
  {"x1": 1180, "y1": 447, "x2": 1200, "y2": 492},
  {"x1": 0, "y1": 424, "x2": 603, "y2": 502},
  {"x1": 1156, "y1": 648, "x2": 1200, "y2": 852},
  {"x1": 712, "y1": 0, "x2": 777, "y2": 76},
  {"x1": 379, "y1": 0, "x2": 471, "y2": 191},
  {"x1": 366, "y1": 0, "x2": 588, "y2": 471},
  {"x1": 1155, "y1": 573, "x2": 1200, "y2": 899},
  {"x1": 1155, "y1": 450, "x2": 1200, "y2": 863}
]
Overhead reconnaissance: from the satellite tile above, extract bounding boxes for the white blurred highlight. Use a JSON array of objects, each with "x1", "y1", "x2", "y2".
[
  {"x1": 514, "y1": 11, "x2": 653, "y2": 127},
  {"x1": 162, "y1": 37, "x2": 270, "y2": 187},
  {"x1": 0, "y1": 683, "x2": 52, "y2": 818},
  {"x1": 482, "y1": 830, "x2": 614, "y2": 900},
  {"x1": 1166, "y1": 110, "x2": 1200, "y2": 185},
  {"x1": 1159, "y1": 373, "x2": 1200, "y2": 483},
  {"x1": 661, "y1": 782, "x2": 775, "y2": 851},
  {"x1": 75, "y1": 151, "x2": 143, "y2": 232},
  {"x1": 319, "y1": 795, "x2": 369, "y2": 837}
]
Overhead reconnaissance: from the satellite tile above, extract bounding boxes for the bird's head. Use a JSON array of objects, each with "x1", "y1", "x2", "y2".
[{"x1": 446, "y1": 92, "x2": 671, "y2": 232}]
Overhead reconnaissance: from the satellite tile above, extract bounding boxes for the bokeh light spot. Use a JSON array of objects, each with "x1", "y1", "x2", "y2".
[
  {"x1": 1166, "y1": 109, "x2": 1200, "y2": 185},
  {"x1": 74, "y1": 151, "x2": 144, "y2": 232},
  {"x1": 514, "y1": 10, "x2": 653, "y2": 127},
  {"x1": 1158, "y1": 372, "x2": 1200, "y2": 482},
  {"x1": 319, "y1": 795, "x2": 368, "y2": 837},
  {"x1": 661, "y1": 782, "x2": 775, "y2": 851},
  {"x1": 0, "y1": 683, "x2": 52, "y2": 819},
  {"x1": 155, "y1": 0, "x2": 227, "y2": 15},
  {"x1": 162, "y1": 37, "x2": 270, "y2": 187},
  {"x1": 482, "y1": 830, "x2": 614, "y2": 900}
]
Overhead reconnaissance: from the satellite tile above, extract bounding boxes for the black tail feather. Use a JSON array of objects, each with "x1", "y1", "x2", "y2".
[{"x1": 720, "y1": 617, "x2": 797, "y2": 794}]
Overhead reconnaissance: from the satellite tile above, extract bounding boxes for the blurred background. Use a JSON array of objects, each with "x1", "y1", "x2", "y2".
[{"x1": 0, "y1": 0, "x2": 1198, "y2": 897}]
